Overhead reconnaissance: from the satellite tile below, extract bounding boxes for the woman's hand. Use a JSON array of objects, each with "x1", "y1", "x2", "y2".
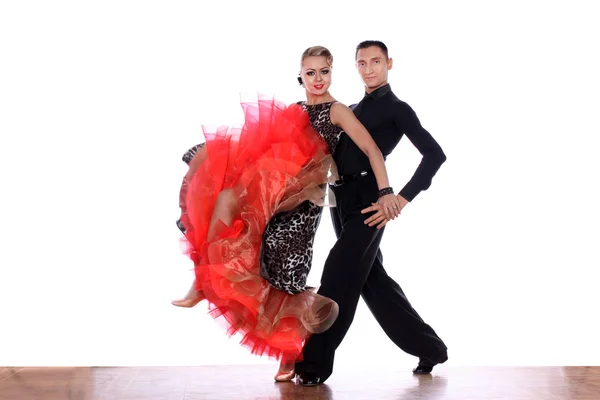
[
  {"x1": 377, "y1": 193, "x2": 402, "y2": 220},
  {"x1": 362, "y1": 195, "x2": 409, "y2": 229}
]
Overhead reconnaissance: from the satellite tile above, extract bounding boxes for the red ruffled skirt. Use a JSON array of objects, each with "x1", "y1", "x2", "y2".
[{"x1": 179, "y1": 97, "x2": 338, "y2": 362}]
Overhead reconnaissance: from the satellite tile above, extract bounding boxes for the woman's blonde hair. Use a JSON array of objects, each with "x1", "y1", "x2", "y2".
[{"x1": 300, "y1": 46, "x2": 333, "y2": 67}]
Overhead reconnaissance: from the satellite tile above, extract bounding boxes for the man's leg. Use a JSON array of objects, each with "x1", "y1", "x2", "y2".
[
  {"x1": 295, "y1": 213, "x2": 385, "y2": 383},
  {"x1": 361, "y1": 250, "x2": 448, "y2": 369},
  {"x1": 330, "y1": 206, "x2": 342, "y2": 239}
]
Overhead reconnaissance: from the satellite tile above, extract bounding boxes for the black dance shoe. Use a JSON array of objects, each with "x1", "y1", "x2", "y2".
[
  {"x1": 412, "y1": 354, "x2": 448, "y2": 374},
  {"x1": 295, "y1": 372, "x2": 322, "y2": 386}
]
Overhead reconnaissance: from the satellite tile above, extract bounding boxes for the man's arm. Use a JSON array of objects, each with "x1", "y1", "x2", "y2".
[
  {"x1": 361, "y1": 101, "x2": 447, "y2": 229},
  {"x1": 395, "y1": 102, "x2": 446, "y2": 202}
]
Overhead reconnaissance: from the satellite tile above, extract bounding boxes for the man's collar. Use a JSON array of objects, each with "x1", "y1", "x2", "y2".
[{"x1": 364, "y1": 83, "x2": 391, "y2": 100}]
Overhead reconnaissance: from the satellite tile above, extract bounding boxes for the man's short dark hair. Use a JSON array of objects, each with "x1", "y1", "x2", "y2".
[{"x1": 355, "y1": 40, "x2": 389, "y2": 60}]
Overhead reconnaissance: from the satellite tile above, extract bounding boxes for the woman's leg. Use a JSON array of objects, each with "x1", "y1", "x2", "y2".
[{"x1": 172, "y1": 145, "x2": 210, "y2": 308}]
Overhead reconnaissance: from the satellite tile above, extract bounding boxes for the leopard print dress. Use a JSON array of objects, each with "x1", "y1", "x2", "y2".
[
  {"x1": 176, "y1": 142, "x2": 205, "y2": 234},
  {"x1": 260, "y1": 101, "x2": 342, "y2": 294}
]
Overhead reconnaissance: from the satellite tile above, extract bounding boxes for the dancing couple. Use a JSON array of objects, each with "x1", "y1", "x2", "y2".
[{"x1": 172, "y1": 41, "x2": 448, "y2": 385}]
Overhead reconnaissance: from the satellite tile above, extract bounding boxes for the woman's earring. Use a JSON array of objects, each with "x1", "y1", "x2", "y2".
[{"x1": 297, "y1": 76, "x2": 303, "y2": 86}]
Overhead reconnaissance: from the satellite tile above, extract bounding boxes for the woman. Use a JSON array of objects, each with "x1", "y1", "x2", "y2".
[{"x1": 172, "y1": 46, "x2": 401, "y2": 381}]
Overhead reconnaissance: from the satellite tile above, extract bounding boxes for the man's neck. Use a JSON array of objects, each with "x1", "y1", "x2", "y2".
[{"x1": 364, "y1": 81, "x2": 389, "y2": 94}]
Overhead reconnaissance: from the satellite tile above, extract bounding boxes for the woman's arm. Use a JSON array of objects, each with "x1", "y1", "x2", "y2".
[{"x1": 330, "y1": 102, "x2": 400, "y2": 220}]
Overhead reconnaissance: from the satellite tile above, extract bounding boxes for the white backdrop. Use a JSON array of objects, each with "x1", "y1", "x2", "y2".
[{"x1": 1, "y1": 0, "x2": 599, "y2": 368}]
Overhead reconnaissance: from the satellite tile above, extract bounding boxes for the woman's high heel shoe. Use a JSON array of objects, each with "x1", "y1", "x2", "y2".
[
  {"x1": 171, "y1": 282, "x2": 204, "y2": 308},
  {"x1": 274, "y1": 361, "x2": 295, "y2": 382}
]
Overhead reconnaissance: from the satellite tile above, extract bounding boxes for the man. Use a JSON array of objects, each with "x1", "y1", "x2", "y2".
[{"x1": 295, "y1": 40, "x2": 448, "y2": 386}]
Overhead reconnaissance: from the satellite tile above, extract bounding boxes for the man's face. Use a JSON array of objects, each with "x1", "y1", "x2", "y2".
[{"x1": 356, "y1": 46, "x2": 393, "y2": 93}]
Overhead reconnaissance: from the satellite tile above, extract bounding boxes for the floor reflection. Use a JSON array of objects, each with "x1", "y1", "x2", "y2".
[{"x1": 0, "y1": 366, "x2": 598, "y2": 400}]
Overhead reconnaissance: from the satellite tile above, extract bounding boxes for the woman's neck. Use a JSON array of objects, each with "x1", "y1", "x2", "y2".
[{"x1": 305, "y1": 91, "x2": 335, "y2": 105}]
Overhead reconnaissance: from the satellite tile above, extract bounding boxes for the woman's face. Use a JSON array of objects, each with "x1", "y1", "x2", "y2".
[{"x1": 300, "y1": 56, "x2": 332, "y2": 96}]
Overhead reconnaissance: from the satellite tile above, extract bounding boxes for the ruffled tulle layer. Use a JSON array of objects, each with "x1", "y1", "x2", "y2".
[{"x1": 179, "y1": 97, "x2": 338, "y2": 361}]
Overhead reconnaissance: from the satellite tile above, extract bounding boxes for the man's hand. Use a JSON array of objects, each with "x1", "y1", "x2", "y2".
[
  {"x1": 377, "y1": 193, "x2": 402, "y2": 220},
  {"x1": 361, "y1": 195, "x2": 409, "y2": 229}
]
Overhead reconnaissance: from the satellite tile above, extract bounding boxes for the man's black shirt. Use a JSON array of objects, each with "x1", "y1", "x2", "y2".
[{"x1": 334, "y1": 84, "x2": 446, "y2": 202}]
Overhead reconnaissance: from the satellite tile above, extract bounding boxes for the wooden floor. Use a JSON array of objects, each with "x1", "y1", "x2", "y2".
[{"x1": 1, "y1": 365, "x2": 599, "y2": 400}]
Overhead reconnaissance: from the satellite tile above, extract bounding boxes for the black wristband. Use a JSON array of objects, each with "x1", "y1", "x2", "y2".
[{"x1": 378, "y1": 187, "x2": 394, "y2": 197}]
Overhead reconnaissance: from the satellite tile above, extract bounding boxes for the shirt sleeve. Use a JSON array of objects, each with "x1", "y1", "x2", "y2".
[{"x1": 393, "y1": 102, "x2": 446, "y2": 201}]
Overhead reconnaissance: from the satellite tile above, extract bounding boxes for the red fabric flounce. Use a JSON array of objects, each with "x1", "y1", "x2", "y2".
[{"x1": 179, "y1": 97, "x2": 338, "y2": 361}]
